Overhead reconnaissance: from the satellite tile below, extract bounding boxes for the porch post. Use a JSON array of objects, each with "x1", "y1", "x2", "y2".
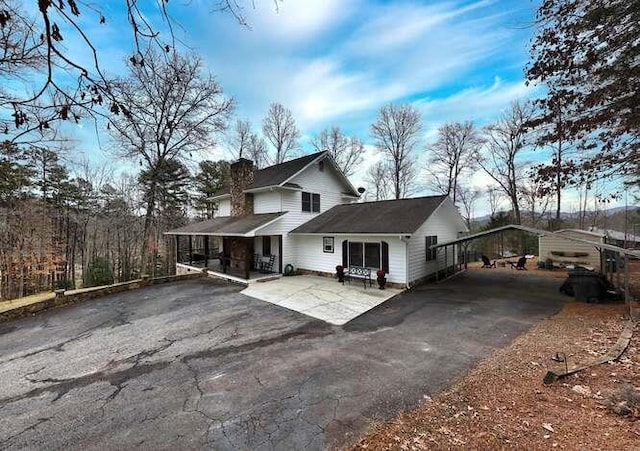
[
  {"x1": 176, "y1": 235, "x2": 180, "y2": 264},
  {"x1": 188, "y1": 235, "x2": 193, "y2": 265}
]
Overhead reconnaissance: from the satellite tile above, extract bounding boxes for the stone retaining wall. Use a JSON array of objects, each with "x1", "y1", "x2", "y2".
[{"x1": 0, "y1": 272, "x2": 206, "y2": 322}]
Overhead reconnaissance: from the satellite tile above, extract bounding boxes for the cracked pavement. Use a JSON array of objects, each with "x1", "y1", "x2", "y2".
[{"x1": 0, "y1": 272, "x2": 564, "y2": 449}]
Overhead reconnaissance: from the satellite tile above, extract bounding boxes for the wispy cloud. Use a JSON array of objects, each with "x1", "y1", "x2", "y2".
[
  {"x1": 193, "y1": 0, "x2": 533, "y2": 136},
  {"x1": 417, "y1": 77, "x2": 536, "y2": 132}
]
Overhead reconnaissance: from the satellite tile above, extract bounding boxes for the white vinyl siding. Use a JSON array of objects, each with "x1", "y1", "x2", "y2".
[
  {"x1": 253, "y1": 191, "x2": 282, "y2": 214},
  {"x1": 257, "y1": 159, "x2": 354, "y2": 269},
  {"x1": 293, "y1": 235, "x2": 407, "y2": 285},
  {"x1": 538, "y1": 230, "x2": 603, "y2": 269},
  {"x1": 289, "y1": 161, "x2": 346, "y2": 214},
  {"x1": 406, "y1": 199, "x2": 467, "y2": 284},
  {"x1": 217, "y1": 199, "x2": 231, "y2": 217}
]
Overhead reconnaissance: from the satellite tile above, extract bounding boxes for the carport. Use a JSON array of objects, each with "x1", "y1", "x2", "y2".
[{"x1": 431, "y1": 224, "x2": 640, "y2": 308}]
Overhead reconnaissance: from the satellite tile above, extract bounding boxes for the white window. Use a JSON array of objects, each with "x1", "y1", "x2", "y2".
[
  {"x1": 323, "y1": 237, "x2": 334, "y2": 253},
  {"x1": 302, "y1": 192, "x2": 320, "y2": 212}
]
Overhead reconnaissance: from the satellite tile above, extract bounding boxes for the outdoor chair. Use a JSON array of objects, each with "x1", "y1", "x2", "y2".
[
  {"x1": 481, "y1": 255, "x2": 496, "y2": 268},
  {"x1": 510, "y1": 256, "x2": 527, "y2": 270},
  {"x1": 261, "y1": 254, "x2": 276, "y2": 273}
]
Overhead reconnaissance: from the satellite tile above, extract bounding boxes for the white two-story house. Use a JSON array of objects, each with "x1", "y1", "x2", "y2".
[{"x1": 166, "y1": 151, "x2": 468, "y2": 288}]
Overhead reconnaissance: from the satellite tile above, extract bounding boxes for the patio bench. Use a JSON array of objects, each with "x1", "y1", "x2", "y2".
[{"x1": 345, "y1": 266, "x2": 372, "y2": 289}]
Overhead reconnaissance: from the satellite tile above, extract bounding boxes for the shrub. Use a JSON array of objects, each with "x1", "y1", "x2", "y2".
[{"x1": 85, "y1": 257, "x2": 115, "y2": 287}]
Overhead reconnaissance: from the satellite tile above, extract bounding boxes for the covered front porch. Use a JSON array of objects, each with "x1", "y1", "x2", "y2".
[
  {"x1": 174, "y1": 234, "x2": 282, "y2": 281},
  {"x1": 165, "y1": 212, "x2": 286, "y2": 282}
]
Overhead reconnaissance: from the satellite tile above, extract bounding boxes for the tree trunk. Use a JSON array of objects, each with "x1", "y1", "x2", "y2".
[
  {"x1": 140, "y1": 181, "x2": 157, "y2": 275},
  {"x1": 556, "y1": 141, "x2": 562, "y2": 220}
]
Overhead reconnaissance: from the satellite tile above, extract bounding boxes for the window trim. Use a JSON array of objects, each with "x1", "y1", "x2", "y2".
[
  {"x1": 302, "y1": 191, "x2": 320, "y2": 213},
  {"x1": 322, "y1": 236, "x2": 334, "y2": 253}
]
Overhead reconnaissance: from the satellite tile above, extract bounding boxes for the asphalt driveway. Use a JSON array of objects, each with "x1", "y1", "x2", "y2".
[{"x1": 0, "y1": 271, "x2": 564, "y2": 450}]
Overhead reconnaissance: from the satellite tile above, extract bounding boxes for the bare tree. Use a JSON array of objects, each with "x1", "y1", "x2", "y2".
[
  {"x1": 457, "y1": 185, "x2": 482, "y2": 227},
  {"x1": 262, "y1": 103, "x2": 299, "y2": 164},
  {"x1": 477, "y1": 101, "x2": 535, "y2": 224},
  {"x1": 487, "y1": 186, "x2": 504, "y2": 217},
  {"x1": 228, "y1": 120, "x2": 252, "y2": 159},
  {"x1": 227, "y1": 119, "x2": 268, "y2": 168},
  {"x1": 246, "y1": 133, "x2": 269, "y2": 169},
  {"x1": 311, "y1": 126, "x2": 365, "y2": 177},
  {"x1": 425, "y1": 121, "x2": 482, "y2": 203},
  {"x1": 108, "y1": 50, "x2": 233, "y2": 273},
  {"x1": 363, "y1": 161, "x2": 392, "y2": 201},
  {"x1": 371, "y1": 103, "x2": 422, "y2": 199},
  {"x1": 520, "y1": 176, "x2": 551, "y2": 227},
  {"x1": 0, "y1": 0, "x2": 267, "y2": 143}
]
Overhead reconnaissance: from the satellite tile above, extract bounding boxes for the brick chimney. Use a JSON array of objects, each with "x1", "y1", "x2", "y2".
[{"x1": 230, "y1": 158, "x2": 255, "y2": 217}]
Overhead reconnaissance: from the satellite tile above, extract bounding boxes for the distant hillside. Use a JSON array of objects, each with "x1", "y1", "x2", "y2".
[{"x1": 471, "y1": 206, "x2": 640, "y2": 232}]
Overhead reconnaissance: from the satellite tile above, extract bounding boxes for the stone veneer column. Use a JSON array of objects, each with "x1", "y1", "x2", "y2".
[
  {"x1": 230, "y1": 158, "x2": 255, "y2": 217},
  {"x1": 229, "y1": 158, "x2": 255, "y2": 278}
]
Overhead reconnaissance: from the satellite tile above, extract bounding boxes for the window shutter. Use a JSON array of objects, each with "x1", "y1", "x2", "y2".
[
  {"x1": 381, "y1": 241, "x2": 389, "y2": 273},
  {"x1": 342, "y1": 240, "x2": 348, "y2": 267},
  {"x1": 312, "y1": 193, "x2": 320, "y2": 212}
]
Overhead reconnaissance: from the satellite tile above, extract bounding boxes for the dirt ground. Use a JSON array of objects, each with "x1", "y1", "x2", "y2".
[{"x1": 352, "y1": 262, "x2": 640, "y2": 450}]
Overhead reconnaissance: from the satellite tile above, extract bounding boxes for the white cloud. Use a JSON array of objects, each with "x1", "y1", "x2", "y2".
[
  {"x1": 246, "y1": 0, "x2": 356, "y2": 41},
  {"x1": 417, "y1": 77, "x2": 536, "y2": 133},
  {"x1": 297, "y1": 6, "x2": 519, "y2": 127},
  {"x1": 345, "y1": 0, "x2": 497, "y2": 55}
]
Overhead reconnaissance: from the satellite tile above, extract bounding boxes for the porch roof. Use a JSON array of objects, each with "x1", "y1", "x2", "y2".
[{"x1": 164, "y1": 212, "x2": 286, "y2": 237}]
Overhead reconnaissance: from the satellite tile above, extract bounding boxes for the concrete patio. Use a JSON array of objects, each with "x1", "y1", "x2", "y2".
[{"x1": 240, "y1": 275, "x2": 402, "y2": 325}]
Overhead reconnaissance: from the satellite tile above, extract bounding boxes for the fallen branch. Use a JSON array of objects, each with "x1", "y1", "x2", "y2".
[{"x1": 544, "y1": 320, "x2": 636, "y2": 384}]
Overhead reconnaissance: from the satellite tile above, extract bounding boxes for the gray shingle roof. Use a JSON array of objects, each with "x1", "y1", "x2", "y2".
[
  {"x1": 248, "y1": 151, "x2": 325, "y2": 190},
  {"x1": 164, "y1": 212, "x2": 286, "y2": 236},
  {"x1": 290, "y1": 195, "x2": 448, "y2": 234},
  {"x1": 213, "y1": 151, "x2": 326, "y2": 197}
]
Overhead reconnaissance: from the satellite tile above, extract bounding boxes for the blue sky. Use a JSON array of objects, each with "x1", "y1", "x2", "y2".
[
  {"x1": 56, "y1": 0, "x2": 565, "y2": 214},
  {"x1": 181, "y1": 0, "x2": 537, "y2": 141}
]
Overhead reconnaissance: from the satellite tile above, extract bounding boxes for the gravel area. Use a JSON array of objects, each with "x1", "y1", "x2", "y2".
[{"x1": 352, "y1": 265, "x2": 640, "y2": 450}]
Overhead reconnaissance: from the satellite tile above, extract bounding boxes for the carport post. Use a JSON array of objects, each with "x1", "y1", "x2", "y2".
[
  {"x1": 188, "y1": 235, "x2": 193, "y2": 265},
  {"x1": 444, "y1": 245, "x2": 448, "y2": 277},
  {"x1": 175, "y1": 235, "x2": 180, "y2": 264},
  {"x1": 204, "y1": 235, "x2": 209, "y2": 267},
  {"x1": 616, "y1": 252, "x2": 621, "y2": 289},
  {"x1": 624, "y1": 253, "x2": 630, "y2": 306}
]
